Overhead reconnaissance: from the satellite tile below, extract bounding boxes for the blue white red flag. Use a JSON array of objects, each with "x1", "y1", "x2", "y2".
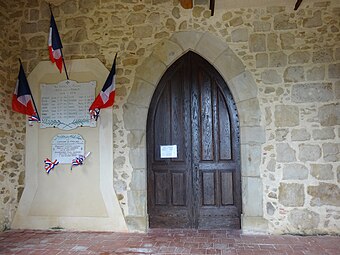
[
  {"x1": 12, "y1": 61, "x2": 40, "y2": 121},
  {"x1": 48, "y1": 11, "x2": 63, "y2": 73},
  {"x1": 89, "y1": 54, "x2": 117, "y2": 120}
]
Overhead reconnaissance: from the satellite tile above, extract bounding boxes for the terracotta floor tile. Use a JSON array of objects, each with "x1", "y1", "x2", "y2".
[{"x1": 0, "y1": 229, "x2": 339, "y2": 255}]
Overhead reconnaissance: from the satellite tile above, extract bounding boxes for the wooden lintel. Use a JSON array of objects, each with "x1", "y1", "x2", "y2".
[{"x1": 294, "y1": 0, "x2": 303, "y2": 10}]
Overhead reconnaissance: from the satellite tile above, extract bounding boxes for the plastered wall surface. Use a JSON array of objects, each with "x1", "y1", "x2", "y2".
[{"x1": 0, "y1": 0, "x2": 339, "y2": 234}]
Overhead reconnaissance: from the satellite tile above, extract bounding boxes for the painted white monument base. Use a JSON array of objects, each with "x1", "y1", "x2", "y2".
[{"x1": 12, "y1": 59, "x2": 127, "y2": 232}]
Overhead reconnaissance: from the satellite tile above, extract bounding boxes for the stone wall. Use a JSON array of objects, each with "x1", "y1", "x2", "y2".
[
  {"x1": 0, "y1": 0, "x2": 339, "y2": 234},
  {"x1": 0, "y1": 0, "x2": 25, "y2": 231}
]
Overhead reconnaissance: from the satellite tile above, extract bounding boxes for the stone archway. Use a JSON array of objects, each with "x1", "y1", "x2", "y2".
[{"x1": 124, "y1": 31, "x2": 267, "y2": 232}]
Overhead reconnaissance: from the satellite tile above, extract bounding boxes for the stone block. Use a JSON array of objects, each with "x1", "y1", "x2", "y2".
[
  {"x1": 279, "y1": 183, "x2": 304, "y2": 207},
  {"x1": 269, "y1": 52, "x2": 287, "y2": 67},
  {"x1": 241, "y1": 216, "x2": 268, "y2": 233},
  {"x1": 274, "y1": 105, "x2": 299, "y2": 127},
  {"x1": 322, "y1": 143, "x2": 340, "y2": 162},
  {"x1": 298, "y1": 144, "x2": 321, "y2": 162},
  {"x1": 254, "y1": 21, "x2": 271, "y2": 32},
  {"x1": 337, "y1": 166, "x2": 340, "y2": 183},
  {"x1": 127, "y1": 130, "x2": 146, "y2": 148},
  {"x1": 256, "y1": 53, "x2": 268, "y2": 68},
  {"x1": 312, "y1": 128, "x2": 335, "y2": 140},
  {"x1": 231, "y1": 28, "x2": 248, "y2": 42},
  {"x1": 127, "y1": 13, "x2": 146, "y2": 25},
  {"x1": 303, "y1": 10, "x2": 322, "y2": 28},
  {"x1": 280, "y1": 33, "x2": 295, "y2": 50},
  {"x1": 242, "y1": 177, "x2": 263, "y2": 216},
  {"x1": 275, "y1": 128, "x2": 288, "y2": 142},
  {"x1": 291, "y1": 83, "x2": 333, "y2": 103},
  {"x1": 241, "y1": 144, "x2": 261, "y2": 177},
  {"x1": 128, "y1": 78, "x2": 155, "y2": 107},
  {"x1": 196, "y1": 33, "x2": 229, "y2": 63},
  {"x1": 312, "y1": 49, "x2": 333, "y2": 63},
  {"x1": 267, "y1": 33, "x2": 279, "y2": 51},
  {"x1": 307, "y1": 182, "x2": 340, "y2": 207},
  {"x1": 288, "y1": 209, "x2": 320, "y2": 232},
  {"x1": 151, "y1": 40, "x2": 183, "y2": 66},
  {"x1": 129, "y1": 148, "x2": 146, "y2": 169},
  {"x1": 214, "y1": 47, "x2": 245, "y2": 81},
  {"x1": 310, "y1": 164, "x2": 333, "y2": 180},
  {"x1": 130, "y1": 169, "x2": 146, "y2": 191},
  {"x1": 284, "y1": 66, "x2": 305, "y2": 82},
  {"x1": 249, "y1": 34, "x2": 266, "y2": 52},
  {"x1": 261, "y1": 70, "x2": 282, "y2": 84},
  {"x1": 329, "y1": 63, "x2": 340, "y2": 79},
  {"x1": 335, "y1": 81, "x2": 340, "y2": 99},
  {"x1": 336, "y1": 47, "x2": 340, "y2": 61},
  {"x1": 127, "y1": 190, "x2": 146, "y2": 216},
  {"x1": 135, "y1": 55, "x2": 166, "y2": 84},
  {"x1": 240, "y1": 126, "x2": 266, "y2": 144},
  {"x1": 306, "y1": 66, "x2": 325, "y2": 81},
  {"x1": 266, "y1": 202, "x2": 275, "y2": 216},
  {"x1": 289, "y1": 51, "x2": 310, "y2": 64},
  {"x1": 230, "y1": 16, "x2": 243, "y2": 26},
  {"x1": 318, "y1": 103, "x2": 340, "y2": 126},
  {"x1": 291, "y1": 128, "x2": 311, "y2": 141},
  {"x1": 123, "y1": 103, "x2": 148, "y2": 130},
  {"x1": 282, "y1": 163, "x2": 308, "y2": 180},
  {"x1": 126, "y1": 216, "x2": 147, "y2": 232},
  {"x1": 274, "y1": 14, "x2": 297, "y2": 30},
  {"x1": 133, "y1": 25, "x2": 153, "y2": 38},
  {"x1": 228, "y1": 72, "x2": 257, "y2": 103},
  {"x1": 276, "y1": 143, "x2": 296, "y2": 162},
  {"x1": 237, "y1": 98, "x2": 261, "y2": 126},
  {"x1": 170, "y1": 31, "x2": 203, "y2": 51}
]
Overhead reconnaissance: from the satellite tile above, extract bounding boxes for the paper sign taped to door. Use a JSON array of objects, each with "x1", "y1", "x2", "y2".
[{"x1": 160, "y1": 145, "x2": 177, "y2": 158}]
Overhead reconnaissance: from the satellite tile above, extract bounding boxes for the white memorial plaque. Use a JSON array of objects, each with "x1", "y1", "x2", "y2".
[
  {"x1": 40, "y1": 80, "x2": 96, "y2": 130},
  {"x1": 160, "y1": 145, "x2": 177, "y2": 158},
  {"x1": 52, "y1": 134, "x2": 85, "y2": 164}
]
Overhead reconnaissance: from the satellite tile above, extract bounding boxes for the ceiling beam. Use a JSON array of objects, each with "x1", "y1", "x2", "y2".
[
  {"x1": 294, "y1": 0, "x2": 303, "y2": 10},
  {"x1": 210, "y1": 0, "x2": 215, "y2": 16},
  {"x1": 179, "y1": 0, "x2": 193, "y2": 9}
]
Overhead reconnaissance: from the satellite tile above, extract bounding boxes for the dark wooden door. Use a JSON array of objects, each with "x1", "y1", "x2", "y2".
[{"x1": 147, "y1": 51, "x2": 241, "y2": 229}]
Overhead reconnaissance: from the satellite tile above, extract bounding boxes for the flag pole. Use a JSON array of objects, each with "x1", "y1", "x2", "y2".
[
  {"x1": 49, "y1": 4, "x2": 69, "y2": 80},
  {"x1": 61, "y1": 50, "x2": 69, "y2": 80},
  {"x1": 18, "y1": 59, "x2": 40, "y2": 121}
]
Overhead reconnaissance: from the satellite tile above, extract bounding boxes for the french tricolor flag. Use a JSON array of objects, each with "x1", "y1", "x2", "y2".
[
  {"x1": 48, "y1": 11, "x2": 63, "y2": 73},
  {"x1": 89, "y1": 54, "x2": 117, "y2": 120},
  {"x1": 12, "y1": 60, "x2": 40, "y2": 121}
]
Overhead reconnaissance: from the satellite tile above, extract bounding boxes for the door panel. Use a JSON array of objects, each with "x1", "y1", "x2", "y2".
[{"x1": 147, "y1": 51, "x2": 241, "y2": 229}]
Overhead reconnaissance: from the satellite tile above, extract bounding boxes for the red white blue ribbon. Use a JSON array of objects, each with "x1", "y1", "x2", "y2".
[
  {"x1": 89, "y1": 108, "x2": 100, "y2": 121},
  {"x1": 44, "y1": 158, "x2": 59, "y2": 174},
  {"x1": 71, "y1": 152, "x2": 91, "y2": 170}
]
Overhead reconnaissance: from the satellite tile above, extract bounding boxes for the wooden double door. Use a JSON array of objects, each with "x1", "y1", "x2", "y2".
[{"x1": 147, "y1": 52, "x2": 241, "y2": 229}]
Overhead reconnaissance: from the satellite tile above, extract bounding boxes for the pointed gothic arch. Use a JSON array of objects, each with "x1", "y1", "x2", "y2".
[{"x1": 124, "y1": 31, "x2": 267, "y2": 231}]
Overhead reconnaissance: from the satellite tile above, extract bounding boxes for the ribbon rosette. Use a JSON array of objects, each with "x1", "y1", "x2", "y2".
[
  {"x1": 71, "y1": 152, "x2": 91, "y2": 170},
  {"x1": 44, "y1": 158, "x2": 59, "y2": 174}
]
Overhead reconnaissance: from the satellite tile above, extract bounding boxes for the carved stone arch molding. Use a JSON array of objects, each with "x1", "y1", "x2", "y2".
[{"x1": 124, "y1": 31, "x2": 268, "y2": 232}]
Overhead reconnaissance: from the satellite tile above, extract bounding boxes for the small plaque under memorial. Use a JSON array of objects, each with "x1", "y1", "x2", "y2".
[
  {"x1": 52, "y1": 134, "x2": 85, "y2": 164},
  {"x1": 40, "y1": 80, "x2": 96, "y2": 130}
]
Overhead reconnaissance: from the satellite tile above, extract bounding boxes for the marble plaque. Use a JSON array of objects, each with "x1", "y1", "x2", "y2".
[
  {"x1": 40, "y1": 80, "x2": 96, "y2": 130},
  {"x1": 52, "y1": 134, "x2": 85, "y2": 164}
]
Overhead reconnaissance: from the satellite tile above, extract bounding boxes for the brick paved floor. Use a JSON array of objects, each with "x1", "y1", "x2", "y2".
[{"x1": 0, "y1": 229, "x2": 339, "y2": 255}]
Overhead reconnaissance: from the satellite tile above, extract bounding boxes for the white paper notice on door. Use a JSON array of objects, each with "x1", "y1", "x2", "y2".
[{"x1": 160, "y1": 145, "x2": 177, "y2": 158}]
